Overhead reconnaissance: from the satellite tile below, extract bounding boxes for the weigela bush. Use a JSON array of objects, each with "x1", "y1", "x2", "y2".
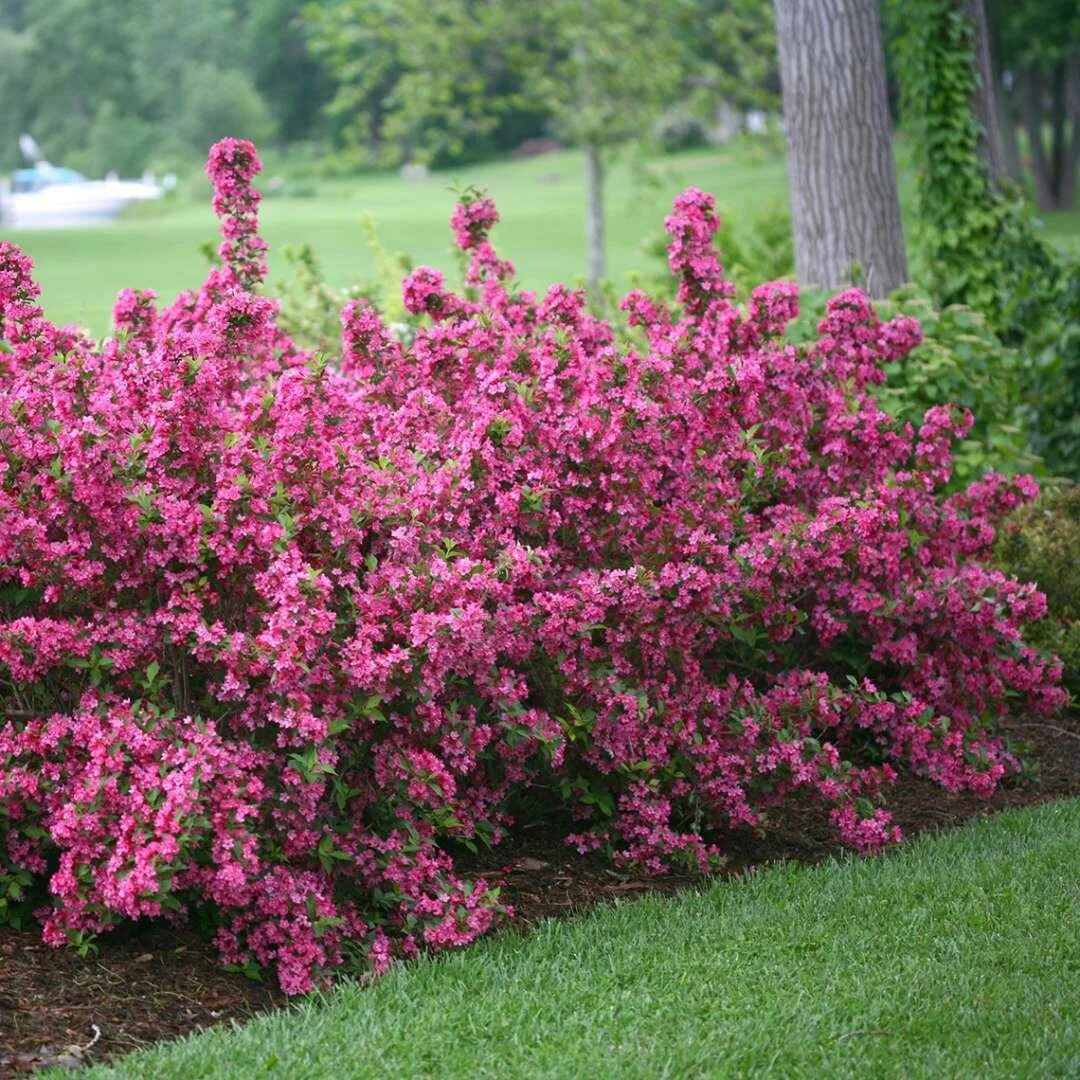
[{"x1": 0, "y1": 140, "x2": 1066, "y2": 993}]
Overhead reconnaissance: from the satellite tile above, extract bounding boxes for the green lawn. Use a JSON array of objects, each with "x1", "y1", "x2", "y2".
[
  {"x1": 65, "y1": 799, "x2": 1079, "y2": 1079},
  {"x1": 1, "y1": 145, "x2": 790, "y2": 336},
  {"x1": 6, "y1": 143, "x2": 1078, "y2": 338}
]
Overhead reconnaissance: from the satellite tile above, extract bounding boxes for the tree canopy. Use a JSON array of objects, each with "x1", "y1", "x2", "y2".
[{"x1": 0, "y1": 0, "x2": 779, "y2": 175}]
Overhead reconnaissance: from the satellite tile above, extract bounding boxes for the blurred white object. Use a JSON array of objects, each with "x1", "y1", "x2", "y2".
[
  {"x1": 745, "y1": 110, "x2": 768, "y2": 135},
  {"x1": 710, "y1": 101, "x2": 741, "y2": 145},
  {"x1": 18, "y1": 133, "x2": 42, "y2": 162},
  {"x1": 0, "y1": 161, "x2": 164, "y2": 230}
]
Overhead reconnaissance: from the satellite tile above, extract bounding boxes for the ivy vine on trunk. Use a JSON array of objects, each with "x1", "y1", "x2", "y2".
[{"x1": 890, "y1": 0, "x2": 1080, "y2": 481}]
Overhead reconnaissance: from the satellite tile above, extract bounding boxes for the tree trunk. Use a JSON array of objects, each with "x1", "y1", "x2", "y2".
[
  {"x1": 1047, "y1": 52, "x2": 1080, "y2": 211},
  {"x1": 964, "y1": 0, "x2": 1003, "y2": 184},
  {"x1": 996, "y1": 82, "x2": 1024, "y2": 184},
  {"x1": 583, "y1": 139, "x2": 606, "y2": 294},
  {"x1": 1017, "y1": 54, "x2": 1079, "y2": 212},
  {"x1": 1050, "y1": 60, "x2": 1066, "y2": 203},
  {"x1": 1061, "y1": 49, "x2": 1080, "y2": 212},
  {"x1": 774, "y1": 0, "x2": 907, "y2": 296},
  {"x1": 1020, "y1": 65, "x2": 1056, "y2": 211}
]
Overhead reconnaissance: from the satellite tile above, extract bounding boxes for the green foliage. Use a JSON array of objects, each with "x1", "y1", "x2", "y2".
[
  {"x1": 889, "y1": 0, "x2": 1051, "y2": 325},
  {"x1": 713, "y1": 202, "x2": 794, "y2": 288},
  {"x1": 988, "y1": 0, "x2": 1080, "y2": 212},
  {"x1": 307, "y1": 0, "x2": 779, "y2": 168},
  {"x1": 0, "y1": 27, "x2": 33, "y2": 172},
  {"x1": 0, "y1": 0, "x2": 770, "y2": 183},
  {"x1": 987, "y1": 0, "x2": 1080, "y2": 72},
  {"x1": 18, "y1": 0, "x2": 141, "y2": 164},
  {"x1": 127, "y1": 0, "x2": 250, "y2": 125},
  {"x1": 70, "y1": 102, "x2": 159, "y2": 179},
  {"x1": 890, "y1": 0, "x2": 1080, "y2": 481},
  {"x1": 0, "y1": 1, "x2": 328, "y2": 175},
  {"x1": 687, "y1": 0, "x2": 778, "y2": 114},
  {"x1": 247, "y1": 0, "x2": 334, "y2": 144},
  {"x1": 1026, "y1": 270, "x2": 1080, "y2": 481},
  {"x1": 873, "y1": 290, "x2": 1041, "y2": 486},
  {"x1": 307, "y1": 0, "x2": 551, "y2": 169},
  {"x1": 176, "y1": 64, "x2": 276, "y2": 154},
  {"x1": 276, "y1": 215, "x2": 412, "y2": 354},
  {"x1": 997, "y1": 486, "x2": 1080, "y2": 706},
  {"x1": 275, "y1": 244, "x2": 361, "y2": 356}
]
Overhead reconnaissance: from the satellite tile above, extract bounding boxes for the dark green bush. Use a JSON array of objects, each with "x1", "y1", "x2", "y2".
[
  {"x1": 1026, "y1": 270, "x2": 1080, "y2": 481},
  {"x1": 997, "y1": 486, "x2": 1080, "y2": 708}
]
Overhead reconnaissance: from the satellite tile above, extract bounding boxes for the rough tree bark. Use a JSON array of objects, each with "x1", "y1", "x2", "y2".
[
  {"x1": 583, "y1": 139, "x2": 606, "y2": 294},
  {"x1": 965, "y1": 0, "x2": 1004, "y2": 183},
  {"x1": 774, "y1": 0, "x2": 907, "y2": 296}
]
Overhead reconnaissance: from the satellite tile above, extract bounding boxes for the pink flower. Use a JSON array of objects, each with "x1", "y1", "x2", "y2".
[{"x1": 0, "y1": 148, "x2": 1062, "y2": 994}]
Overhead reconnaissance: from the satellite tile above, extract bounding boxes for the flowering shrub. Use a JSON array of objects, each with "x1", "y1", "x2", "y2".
[{"x1": 0, "y1": 140, "x2": 1066, "y2": 993}]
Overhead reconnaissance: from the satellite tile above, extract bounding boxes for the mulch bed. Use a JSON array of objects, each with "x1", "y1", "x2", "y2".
[{"x1": 2, "y1": 714, "x2": 1077, "y2": 1075}]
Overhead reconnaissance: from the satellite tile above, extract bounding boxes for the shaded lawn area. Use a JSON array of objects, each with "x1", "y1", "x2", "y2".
[{"x1": 52, "y1": 798, "x2": 1079, "y2": 1080}]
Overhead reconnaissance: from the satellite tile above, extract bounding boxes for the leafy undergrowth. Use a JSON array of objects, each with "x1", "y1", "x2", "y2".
[{"x1": 53, "y1": 798, "x2": 1080, "y2": 1079}]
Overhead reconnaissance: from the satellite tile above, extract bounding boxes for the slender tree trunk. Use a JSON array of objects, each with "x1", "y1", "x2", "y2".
[
  {"x1": 1020, "y1": 65, "x2": 1056, "y2": 210},
  {"x1": 964, "y1": 0, "x2": 1003, "y2": 184},
  {"x1": 1061, "y1": 49, "x2": 1080, "y2": 211},
  {"x1": 1018, "y1": 54, "x2": 1079, "y2": 211},
  {"x1": 575, "y1": 0, "x2": 606, "y2": 295},
  {"x1": 996, "y1": 82, "x2": 1024, "y2": 183},
  {"x1": 774, "y1": 0, "x2": 907, "y2": 296},
  {"x1": 583, "y1": 139, "x2": 606, "y2": 293},
  {"x1": 1050, "y1": 61, "x2": 1066, "y2": 202}
]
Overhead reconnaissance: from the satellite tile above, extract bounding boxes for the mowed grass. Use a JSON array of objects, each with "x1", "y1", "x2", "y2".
[
  {"x1": 64, "y1": 799, "x2": 1079, "y2": 1080},
  {"x1": 6, "y1": 142, "x2": 1078, "y2": 337},
  {"x1": 1, "y1": 145, "x2": 789, "y2": 335}
]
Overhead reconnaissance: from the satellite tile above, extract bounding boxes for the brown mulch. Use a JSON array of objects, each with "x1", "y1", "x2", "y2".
[{"x1": 2, "y1": 715, "x2": 1077, "y2": 1075}]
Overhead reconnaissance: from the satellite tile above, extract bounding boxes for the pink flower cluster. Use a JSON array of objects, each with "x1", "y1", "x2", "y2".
[{"x1": 0, "y1": 144, "x2": 1066, "y2": 993}]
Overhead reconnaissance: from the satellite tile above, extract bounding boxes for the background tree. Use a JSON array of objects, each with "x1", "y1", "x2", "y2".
[
  {"x1": 248, "y1": 0, "x2": 334, "y2": 145},
  {"x1": 988, "y1": 0, "x2": 1079, "y2": 212},
  {"x1": 310, "y1": 0, "x2": 701, "y2": 292},
  {"x1": 890, "y1": 0, "x2": 1057, "y2": 320},
  {"x1": 892, "y1": 0, "x2": 1078, "y2": 480},
  {"x1": 0, "y1": 0, "x2": 317, "y2": 173},
  {"x1": 681, "y1": 0, "x2": 778, "y2": 117},
  {"x1": 1, "y1": 0, "x2": 783, "y2": 208},
  {"x1": 18, "y1": 0, "x2": 141, "y2": 167},
  {"x1": 774, "y1": 0, "x2": 907, "y2": 295},
  {"x1": 0, "y1": 25, "x2": 33, "y2": 172},
  {"x1": 307, "y1": 0, "x2": 551, "y2": 169},
  {"x1": 965, "y1": 0, "x2": 1004, "y2": 182}
]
